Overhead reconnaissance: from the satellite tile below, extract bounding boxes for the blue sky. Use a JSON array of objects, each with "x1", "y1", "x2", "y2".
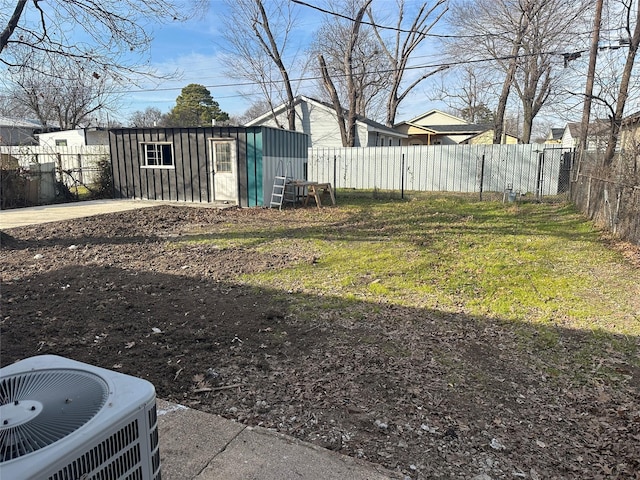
[{"x1": 119, "y1": 0, "x2": 447, "y2": 124}]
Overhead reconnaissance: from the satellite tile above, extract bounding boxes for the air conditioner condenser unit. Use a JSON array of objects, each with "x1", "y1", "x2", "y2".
[{"x1": 0, "y1": 355, "x2": 160, "y2": 480}]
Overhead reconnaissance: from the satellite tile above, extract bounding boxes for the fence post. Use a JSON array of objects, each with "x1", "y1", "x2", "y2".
[
  {"x1": 333, "y1": 154, "x2": 337, "y2": 195},
  {"x1": 535, "y1": 150, "x2": 544, "y2": 200},
  {"x1": 401, "y1": 153, "x2": 405, "y2": 199},
  {"x1": 56, "y1": 153, "x2": 62, "y2": 183},
  {"x1": 479, "y1": 154, "x2": 485, "y2": 200},
  {"x1": 76, "y1": 153, "x2": 83, "y2": 185}
]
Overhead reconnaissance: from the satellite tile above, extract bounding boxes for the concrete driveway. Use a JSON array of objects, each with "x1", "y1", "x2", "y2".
[{"x1": 0, "y1": 199, "x2": 166, "y2": 229}]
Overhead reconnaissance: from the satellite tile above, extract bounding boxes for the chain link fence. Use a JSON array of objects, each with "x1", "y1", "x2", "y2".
[
  {"x1": 1, "y1": 145, "x2": 111, "y2": 208},
  {"x1": 0, "y1": 145, "x2": 110, "y2": 190},
  {"x1": 570, "y1": 149, "x2": 640, "y2": 245}
]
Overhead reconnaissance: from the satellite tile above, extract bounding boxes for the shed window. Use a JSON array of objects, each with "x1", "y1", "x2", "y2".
[
  {"x1": 55, "y1": 139, "x2": 67, "y2": 146},
  {"x1": 214, "y1": 142, "x2": 232, "y2": 172},
  {"x1": 142, "y1": 142, "x2": 174, "y2": 168}
]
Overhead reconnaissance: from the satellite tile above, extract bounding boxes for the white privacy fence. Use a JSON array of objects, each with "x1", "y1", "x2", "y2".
[
  {"x1": 0, "y1": 145, "x2": 110, "y2": 187},
  {"x1": 309, "y1": 144, "x2": 573, "y2": 198}
]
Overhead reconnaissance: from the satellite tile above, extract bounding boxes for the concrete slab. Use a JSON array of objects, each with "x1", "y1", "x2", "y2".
[
  {"x1": 197, "y1": 425, "x2": 402, "y2": 480},
  {"x1": 0, "y1": 199, "x2": 160, "y2": 229},
  {"x1": 157, "y1": 400, "x2": 245, "y2": 480},
  {"x1": 156, "y1": 400, "x2": 402, "y2": 480}
]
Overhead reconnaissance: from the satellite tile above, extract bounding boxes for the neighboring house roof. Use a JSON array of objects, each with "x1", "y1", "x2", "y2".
[
  {"x1": 0, "y1": 116, "x2": 43, "y2": 128},
  {"x1": 562, "y1": 120, "x2": 610, "y2": 150},
  {"x1": 395, "y1": 109, "x2": 467, "y2": 127},
  {"x1": 461, "y1": 129, "x2": 519, "y2": 144},
  {"x1": 418, "y1": 123, "x2": 491, "y2": 135},
  {"x1": 548, "y1": 128, "x2": 564, "y2": 141},
  {"x1": 622, "y1": 110, "x2": 640, "y2": 126},
  {"x1": 355, "y1": 112, "x2": 406, "y2": 137},
  {"x1": 393, "y1": 110, "x2": 492, "y2": 144},
  {"x1": 565, "y1": 120, "x2": 609, "y2": 139},
  {"x1": 245, "y1": 95, "x2": 406, "y2": 138},
  {"x1": 399, "y1": 121, "x2": 489, "y2": 135}
]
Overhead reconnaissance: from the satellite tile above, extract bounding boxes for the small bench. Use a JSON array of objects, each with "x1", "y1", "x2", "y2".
[{"x1": 304, "y1": 182, "x2": 336, "y2": 208}]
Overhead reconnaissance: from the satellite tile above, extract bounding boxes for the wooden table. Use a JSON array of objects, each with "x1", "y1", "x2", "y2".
[{"x1": 289, "y1": 181, "x2": 336, "y2": 208}]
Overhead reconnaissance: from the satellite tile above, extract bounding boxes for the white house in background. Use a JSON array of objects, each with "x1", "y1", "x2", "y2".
[
  {"x1": 38, "y1": 127, "x2": 109, "y2": 147},
  {"x1": 561, "y1": 121, "x2": 609, "y2": 150},
  {"x1": 245, "y1": 95, "x2": 407, "y2": 148},
  {"x1": 0, "y1": 117, "x2": 46, "y2": 145}
]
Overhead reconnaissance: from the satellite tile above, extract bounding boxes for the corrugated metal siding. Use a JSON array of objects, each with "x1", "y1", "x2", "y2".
[
  {"x1": 252, "y1": 127, "x2": 309, "y2": 207},
  {"x1": 110, "y1": 126, "x2": 307, "y2": 208},
  {"x1": 309, "y1": 144, "x2": 565, "y2": 195},
  {"x1": 259, "y1": 127, "x2": 309, "y2": 158},
  {"x1": 245, "y1": 128, "x2": 262, "y2": 207},
  {"x1": 110, "y1": 127, "x2": 248, "y2": 204}
]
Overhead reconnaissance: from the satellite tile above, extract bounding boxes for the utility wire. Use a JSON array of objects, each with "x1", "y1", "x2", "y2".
[
  {"x1": 292, "y1": 0, "x2": 607, "y2": 41},
  {"x1": 291, "y1": 0, "x2": 504, "y2": 38},
  {"x1": 115, "y1": 48, "x2": 587, "y2": 96}
]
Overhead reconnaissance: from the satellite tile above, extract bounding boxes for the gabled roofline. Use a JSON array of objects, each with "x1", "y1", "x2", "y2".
[
  {"x1": 400, "y1": 122, "x2": 437, "y2": 134},
  {"x1": 399, "y1": 121, "x2": 489, "y2": 136},
  {"x1": 394, "y1": 109, "x2": 467, "y2": 128},
  {"x1": 244, "y1": 96, "x2": 307, "y2": 127},
  {"x1": 245, "y1": 95, "x2": 407, "y2": 138}
]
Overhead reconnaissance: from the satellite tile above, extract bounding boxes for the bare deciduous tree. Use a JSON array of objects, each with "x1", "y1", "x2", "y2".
[
  {"x1": 221, "y1": 0, "x2": 300, "y2": 131},
  {"x1": 129, "y1": 107, "x2": 164, "y2": 127},
  {"x1": 367, "y1": 0, "x2": 449, "y2": 126},
  {"x1": 447, "y1": 0, "x2": 588, "y2": 143},
  {"x1": 1, "y1": 0, "x2": 205, "y2": 77},
  {"x1": 602, "y1": 0, "x2": 640, "y2": 164},
  {"x1": 318, "y1": 0, "x2": 373, "y2": 147},
  {"x1": 234, "y1": 100, "x2": 273, "y2": 125},
  {"x1": 9, "y1": 55, "x2": 121, "y2": 129},
  {"x1": 513, "y1": 0, "x2": 587, "y2": 143},
  {"x1": 312, "y1": 14, "x2": 389, "y2": 120},
  {"x1": 433, "y1": 64, "x2": 496, "y2": 123}
]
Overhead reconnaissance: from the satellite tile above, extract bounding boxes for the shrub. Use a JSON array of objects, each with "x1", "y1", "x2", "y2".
[{"x1": 92, "y1": 158, "x2": 113, "y2": 199}]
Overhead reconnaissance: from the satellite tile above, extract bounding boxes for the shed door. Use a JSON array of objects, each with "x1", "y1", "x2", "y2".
[{"x1": 209, "y1": 139, "x2": 237, "y2": 202}]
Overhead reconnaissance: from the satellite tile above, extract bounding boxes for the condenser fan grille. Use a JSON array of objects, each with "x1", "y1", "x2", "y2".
[{"x1": 0, "y1": 368, "x2": 109, "y2": 462}]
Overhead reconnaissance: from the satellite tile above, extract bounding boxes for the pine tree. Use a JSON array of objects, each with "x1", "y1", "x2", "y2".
[{"x1": 163, "y1": 84, "x2": 229, "y2": 127}]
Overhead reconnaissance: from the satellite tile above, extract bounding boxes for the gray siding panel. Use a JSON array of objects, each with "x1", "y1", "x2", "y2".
[{"x1": 110, "y1": 126, "x2": 307, "y2": 206}]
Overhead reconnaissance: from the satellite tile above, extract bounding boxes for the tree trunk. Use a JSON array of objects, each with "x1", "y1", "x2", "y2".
[
  {"x1": 493, "y1": 8, "x2": 529, "y2": 144},
  {"x1": 343, "y1": 1, "x2": 372, "y2": 147},
  {"x1": 579, "y1": 0, "x2": 603, "y2": 155},
  {"x1": 521, "y1": 104, "x2": 533, "y2": 144},
  {"x1": 369, "y1": 0, "x2": 448, "y2": 127},
  {"x1": 318, "y1": 54, "x2": 348, "y2": 147},
  {"x1": 254, "y1": 0, "x2": 296, "y2": 131},
  {"x1": 604, "y1": 1, "x2": 640, "y2": 165},
  {"x1": 0, "y1": 0, "x2": 28, "y2": 53},
  {"x1": 494, "y1": 47, "x2": 522, "y2": 144}
]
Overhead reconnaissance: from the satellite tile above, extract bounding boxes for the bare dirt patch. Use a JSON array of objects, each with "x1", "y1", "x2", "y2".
[{"x1": 1, "y1": 205, "x2": 639, "y2": 479}]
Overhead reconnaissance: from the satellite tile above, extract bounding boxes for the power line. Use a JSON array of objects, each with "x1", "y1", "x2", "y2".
[
  {"x1": 290, "y1": 0, "x2": 504, "y2": 39},
  {"x1": 116, "y1": 48, "x2": 585, "y2": 96},
  {"x1": 292, "y1": 0, "x2": 604, "y2": 42}
]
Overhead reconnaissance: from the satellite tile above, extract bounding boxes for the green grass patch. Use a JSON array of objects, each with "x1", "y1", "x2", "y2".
[{"x1": 173, "y1": 192, "x2": 640, "y2": 378}]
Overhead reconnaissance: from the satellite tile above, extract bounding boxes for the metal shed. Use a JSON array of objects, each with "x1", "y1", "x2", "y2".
[{"x1": 109, "y1": 126, "x2": 308, "y2": 207}]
